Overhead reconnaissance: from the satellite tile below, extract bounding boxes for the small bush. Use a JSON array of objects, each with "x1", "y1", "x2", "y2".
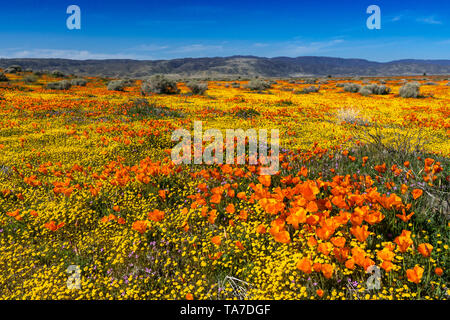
[
  {"x1": 360, "y1": 84, "x2": 391, "y2": 96},
  {"x1": 51, "y1": 70, "x2": 65, "y2": 77},
  {"x1": 46, "y1": 80, "x2": 71, "y2": 90},
  {"x1": 296, "y1": 85, "x2": 320, "y2": 94},
  {"x1": 336, "y1": 108, "x2": 370, "y2": 126},
  {"x1": 23, "y1": 75, "x2": 38, "y2": 83},
  {"x1": 0, "y1": 72, "x2": 9, "y2": 82},
  {"x1": 186, "y1": 81, "x2": 208, "y2": 95},
  {"x1": 399, "y1": 82, "x2": 421, "y2": 98},
  {"x1": 343, "y1": 83, "x2": 362, "y2": 93},
  {"x1": 245, "y1": 79, "x2": 272, "y2": 91},
  {"x1": 107, "y1": 80, "x2": 126, "y2": 91},
  {"x1": 231, "y1": 82, "x2": 240, "y2": 88},
  {"x1": 126, "y1": 98, "x2": 185, "y2": 119},
  {"x1": 303, "y1": 79, "x2": 317, "y2": 84},
  {"x1": 234, "y1": 108, "x2": 260, "y2": 119},
  {"x1": 4, "y1": 65, "x2": 22, "y2": 73},
  {"x1": 71, "y1": 78, "x2": 87, "y2": 86},
  {"x1": 423, "y1": 82, "x2": 437, "y2": 86},
  {"x1": 141, "y1": 75, "x2": 179, "y2": 95},
  {"x1": 359, "y1": 86, "x2": 373, "y2": 96}
]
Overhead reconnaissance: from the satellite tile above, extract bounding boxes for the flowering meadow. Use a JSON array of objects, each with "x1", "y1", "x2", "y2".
[{"x1": 0, "y1": 72, "x2": 448, "y2": 300}]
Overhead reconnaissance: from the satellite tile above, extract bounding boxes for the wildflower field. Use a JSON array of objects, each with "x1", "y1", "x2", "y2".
[{"x1": 0, "y1": 71, "x2": 449, "y2": 300}]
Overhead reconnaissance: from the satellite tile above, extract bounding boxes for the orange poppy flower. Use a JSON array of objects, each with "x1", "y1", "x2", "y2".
[
  {"x1": 296, "y1": 257, "x2": 313, "y2": 274},
  {"x1": 258, "y1": 175, "x2": 271, "y2": 187},
  {"x1": 321, "y1": 263, "x2": 334, "y2": 279},
  {"x1": 330, "y1": 236, "x2": 346, "y2": 248},
  {"x1": 235, "y1": 241, "x2": 245, "y2": 250},
  {"x1": 380, "y1": 261, "x2": 394, "y2": 273},
  {"x1": 417, "y1": 243, "x2": 433, "y2": 258},
  {"x1": 286, "y1": 207, "x2": 307, "y2": 229},
  {"x1": 225, "y1": 203, "x2": 235, "y2": 214},
  {"x1": 350, "y1": 225, "x2": 371, "y2": 242},
  {"x1": 316, "y1": 289, "x2": 324, "y2": 297},
  {"x1": 406, "y1": 266, "x2": 424, "y2": 284},
  {"x1": 394, "y1": 230, "x2": 413, "y2": 253},
  {"x1": 148, "y1": 209, "x2": 165, "y2": 222},
  {"x1": 377, "y1": 247, "x2": 395, "y2": 261},
  {"x1": 313, "y1": 263, "x2": 322, "y2": 272},
  {"x1": 307, "y1": 236, "x2": 318, "y2": 247},
  {"x1": 396, "y1": 210, "x2": 414, "y2": 222},
  {"x1": 256, "y1": 224, "x2": 266, "y2": 234},
  {"x1": 186, "y1": 293, "x2": 194, "y2": 300},
  {"x1": 435, "y1": 267, "x2": 443, "y2": 276},
  {"x1": 345, "y1": 259, "x2": 355, "y2": 270},
  {"x1": 211, "y1": 235, "x2": 222, "y2": 245},
  {"x1": 400, "y1": 184, "x2": 408, "y2": 194},
  {"x1": 318, "y1": 242, "x2": 333, "y2": 256},
  {"x1": 132, "y1": 220, "x2": 148, "y2": 234},
  {"x1": 412, "y1": 189, "x2": 423, "y2": 200}
]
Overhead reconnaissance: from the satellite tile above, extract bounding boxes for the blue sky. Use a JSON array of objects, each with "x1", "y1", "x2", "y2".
[{"x1": 0, "y1": 0, "x2": 449, "y2": 61}]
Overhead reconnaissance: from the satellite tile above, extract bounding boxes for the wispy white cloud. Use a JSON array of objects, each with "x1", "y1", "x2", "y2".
[
  {"x1": 416, "y1": 16, "x2": 442, "y2": 25},
  {"x1": 388, "y1": 11, "x2": 443, "y2": 25},
  {"x1": 0, "y1": 48, "x2": 146, "y2": 60}
]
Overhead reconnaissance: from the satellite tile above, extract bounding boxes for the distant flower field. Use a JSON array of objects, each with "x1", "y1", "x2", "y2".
[{"x1": 0, "y1": 72, "x2": 448, "y2": 300}]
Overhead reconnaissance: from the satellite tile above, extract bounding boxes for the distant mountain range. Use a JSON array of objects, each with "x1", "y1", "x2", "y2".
[{"x1": 1, "y1": 56, "x2": 450, "y2": 78}]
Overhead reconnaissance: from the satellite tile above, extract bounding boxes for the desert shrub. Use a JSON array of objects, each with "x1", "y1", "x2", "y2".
[
  {"x1": 46, "y1": 80, "x2": 71, "y2": 90},
  {"x1": 296, "y1": 85, "x2": 320, "y2": 94},
  {"x1": 318, "y1": 79, "x2": 329, "y2": 84},
  {"x1": 33, "y1": 71, "x2": 45, "y2": 76},
  {"x1": 51, "y1": 70, "x2": 65, "y2": 77},
  {"x1": 4, "y1": 65, "x2": 22, "y2": 73},
  {"x1": 245, "y1": 79, "x2": 272, "y2": 91},
  {"x1": 231, "y1": 82, "x2": 240, "y2": 88},
  {"x1": 0, "y1": 73, "x2": 9, "y2": 82},
  {"x1": 126, "y1": 98, "x2": 185, "y2": 119},
  {"x1": 379, "y1": 79, "x2": 386, "y2": 84},
  {"x1": 335, "y1": 83, "x2": 345, "y2": 88},
  {"x1": 141, "y1": 75, "x2": 179, "y2": 95},
  {"x1": 224, "y1": 84, "x2": 230, "y2": 88},
  {"x1": 71, "y1": 78, "x2": 87, "y2": 86},
  {"x1": 107, "y1": 80, "x2": 126, "y2": 91},
  {"x1": 359, "y1": 86, "x2": 373, "y2": 96},
  {"x1": 424, "y1": 82, "x2": 437, "y2": 86},
  {"x1": 122, "y1": 78, "x2": 135, "y2": 86},
  {"x1": 343, "y1": 83, "x2": 362, "y2": 93},
  {"x1": 336, "y1": 107, "x2": 370, "y2": 126},
  {"x1": 303, "y1": 78, "x2": 316, "y2": 84},
  {"x1": 234, "y1": 108, "x2": 260, "y2": 119},
  {"x1": 186, "y1": 81, "x2": 208, "y2": 95},
  {"x1": 399, "y1": 82, "x2": 421, "y2": 98},
  {"x1": 360, "y1": 84, "x2": 391, "y2": 96},
  {"x1": 23, "y1": 75, "x2": 38, "y2": 83}
]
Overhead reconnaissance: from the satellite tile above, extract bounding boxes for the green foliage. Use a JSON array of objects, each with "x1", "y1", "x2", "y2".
[
  {"x1": 71, "y1": 78, "x2": 87, "y2": 86},
  {"x1": 245, "y1": 79, "x2": 272, "y2": 91},
  {"x1": 399, "y1": 82, "x2": 421, "y2": 98},
  {"x1": 107, "y1": 80, "x2": 126, "y2": 91},
  {"x1": 343, "y1": 83, "x2": 362, "y2": 93},
  {"x1": 141, "y1": 75, "x2": 179, "y2": 95},
  {"x1": 46, "y1": 80, "x2": 71, "y2": 90},
  {"x1": 0, "y1": 73, "x2": 9, "y2": 82},
  {"x1": 186, "y1": 81, "x2": 208, "y2": 95}
]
